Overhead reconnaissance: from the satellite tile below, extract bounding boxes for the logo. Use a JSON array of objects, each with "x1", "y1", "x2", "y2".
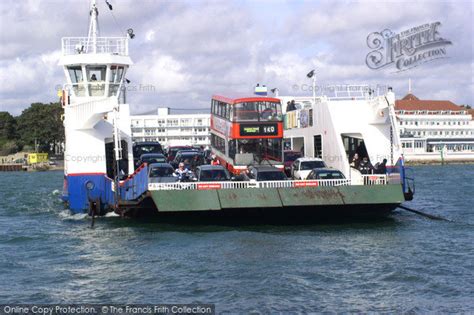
[{"x1": 366, "y1": 22, "x2": 452, "y2": 72}]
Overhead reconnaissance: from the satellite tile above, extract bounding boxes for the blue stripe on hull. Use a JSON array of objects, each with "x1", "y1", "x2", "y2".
[{"x1": 62, "y1": 174, "x2": 115, "y2": 214}]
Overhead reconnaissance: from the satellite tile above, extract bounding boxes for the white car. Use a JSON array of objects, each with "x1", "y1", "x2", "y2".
[{"x1": 291, "y1": 158, "x2": 327, "y2": 180}]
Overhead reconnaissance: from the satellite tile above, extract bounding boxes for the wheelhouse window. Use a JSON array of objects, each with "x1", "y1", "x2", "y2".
[
  {"x1": 109, "y1": 65, "x2": 124, "y2": 97},
  {"x1": 86, "y1": 65, "x2": 106, "y2": 96},
  {"x1": 67, "y1": 66, "x2": 85, "y2": 97}
]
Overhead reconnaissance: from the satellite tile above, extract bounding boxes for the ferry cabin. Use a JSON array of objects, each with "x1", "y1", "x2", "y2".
[
  {"x1": 279, "y1": 86, "x2": 401, "y2": 179},
  {"x1": 210, "y1": 95, "x2": 284, "y2": 174}
]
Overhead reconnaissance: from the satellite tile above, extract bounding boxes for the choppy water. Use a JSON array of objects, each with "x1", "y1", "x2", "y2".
[{"x1": 0, "y1": 165, "x2": 473, "y2": 312}]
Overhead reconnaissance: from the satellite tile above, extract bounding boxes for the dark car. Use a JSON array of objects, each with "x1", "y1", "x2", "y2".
[
  {"x1": 133, "y1": 142, "x2": 163, "y2": 167},
  {"x1": 247, "y1": 165, "x2": 288, "y2": 181},
  {"x1": 306, "y1": 168, "x2": 346, "y2": 180},
  {"x1": 139, "y1": 153, "x2": 167, "y2": 165},
  {"x1": 195, "y1": 165, "x2": 231, "y2": 182},
  {"x1": 283, "y1": 150, "x2": 302, "y2": 176},
  {"x1": 172, "y1": 151, "x2": 204, "y2": 169},
  {"x1": 166, "y1": 146, "x2": 193, "y2": 162},
  {"x1": 148, "y1": 163, "x2": 178, "y2": 183}
]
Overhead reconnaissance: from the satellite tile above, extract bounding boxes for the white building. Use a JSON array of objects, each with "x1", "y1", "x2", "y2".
[
  {"x1": 395, "y1": 93, "x2": 474, "y2": 162},
  {"x1": 130, "y1": 108, "x2": 211, "y2": 148}
]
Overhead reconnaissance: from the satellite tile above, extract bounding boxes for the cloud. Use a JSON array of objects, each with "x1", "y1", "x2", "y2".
[{"x1": 0, "y1": 0, "x2": 473, "y2": 116}]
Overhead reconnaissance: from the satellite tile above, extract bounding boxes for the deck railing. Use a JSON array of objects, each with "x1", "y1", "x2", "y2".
[
  {"x1": 61, "y1": 37, "x2": 129, "y2": 56},
  {"x1": 148, "y1": 177, "x2": 385, "y2": 191}
]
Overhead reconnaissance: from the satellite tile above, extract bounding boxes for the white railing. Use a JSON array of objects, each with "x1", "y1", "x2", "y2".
[
  {"x1": 147, "y1": 177, "x2": 383, "y2": 191},
  {"x1": 61, "y1": 37, "x2": 129, "y2": 56},
  {"x1": 361, "y1": 174, "x2": 387, "y2": 185}
]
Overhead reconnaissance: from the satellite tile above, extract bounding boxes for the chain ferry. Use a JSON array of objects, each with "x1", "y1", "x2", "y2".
[{"x1": 60, "y1": 1, "x2": 414, "y2": 219}]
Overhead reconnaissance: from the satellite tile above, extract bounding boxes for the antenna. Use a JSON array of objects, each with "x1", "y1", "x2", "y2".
[{"x1": 87, "y1": 0, "x2": 99, "y2": 53}]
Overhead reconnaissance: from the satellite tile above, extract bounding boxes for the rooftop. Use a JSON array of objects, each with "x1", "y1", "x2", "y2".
[{"x1": 395, "y1": 93, "x2": 464, "y2": 112}]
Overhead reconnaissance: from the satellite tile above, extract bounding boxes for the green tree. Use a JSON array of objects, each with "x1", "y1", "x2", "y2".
[
  {"x1": 0, "y1": 111, "x2": 17, "y2": 139},
  {"x1": 16, "y1": 102, "x2": 64, "y2": 153}
]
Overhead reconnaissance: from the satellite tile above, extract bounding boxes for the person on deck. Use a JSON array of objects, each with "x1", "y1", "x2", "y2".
[
  {"x1": 210, "y1": 155, "x2": 220, "y2": 166},
  {"x1": 375, "y1": 158, "x2": 387, "y2": 174},
  {"x1": 286, "y1": 100, "x2": 296, "y2": 112},
  {"x1": 351, "y1": 153, "x2": 360, "y2": 169},
  {"x1": 174, "y1": 162, "x2": 193, "y2": 181},
  {"x1": 358, "y1": 157, "x2": 374, "y2": 174}
]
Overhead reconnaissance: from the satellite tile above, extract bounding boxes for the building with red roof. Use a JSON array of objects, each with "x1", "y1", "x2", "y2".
[{"x1": 394, "y1": 93, "x2": 474, "y2": 161}]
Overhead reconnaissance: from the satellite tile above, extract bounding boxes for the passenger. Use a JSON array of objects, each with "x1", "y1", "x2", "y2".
[
  {"x1": 183, "y1": 158, "x2": 191, "y2": 169},
  {"x1": 358, "y1": 157, "x2": 374, "y2": 174},
  {"x1": 286, "y1": 100, "x2": 296, "y2": 112},
  {"x1": 174, "y1": 162, "x2": 193, "y2": 181},
  {"x1": 90, "y1": 74, "x2": 97, "y2": 81},
  {"x1": 350, "y1": 153, "x2": 360, "y2": 169},
  {"x1": 210, "y1": 155, "x2": 220, "y2": 166},
  {"x1": 375, "y1": 158, "x2": 387, "y2": 174}
]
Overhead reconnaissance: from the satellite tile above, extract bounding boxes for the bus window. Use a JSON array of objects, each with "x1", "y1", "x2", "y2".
[
  {"x1": 259, "y1": 102, "x2": 282, "y2": 121},
  {"x1": 225, "y1": 103, "x2": 231, "y2": 120},
  {"x1": 235, "y1": 102, "x2": 258, "y2": 121},
  {"x1": 228, "y1": 140, "x2": 236, "y2": 160},
  {"x1": 236, "y1": 138, "x2": 282, "y2": 162}
]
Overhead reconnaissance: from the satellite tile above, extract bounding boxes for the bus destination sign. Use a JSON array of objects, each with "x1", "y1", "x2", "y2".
[{"x1": 239, "y1": 124, "x2": 278, "y2": 136}]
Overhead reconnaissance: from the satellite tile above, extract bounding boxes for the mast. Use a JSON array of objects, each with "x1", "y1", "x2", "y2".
[{"x1": 87, "y1": 0, "x2": 99, "y2": 53}]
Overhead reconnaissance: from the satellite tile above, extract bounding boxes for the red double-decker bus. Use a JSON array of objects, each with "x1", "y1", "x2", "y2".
[{"x1": 210, "y1": 94, "x2": 284, "y2": 174}]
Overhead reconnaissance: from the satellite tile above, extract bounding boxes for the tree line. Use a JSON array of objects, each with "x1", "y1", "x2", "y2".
[{"x1": 0, "y1": 102, "x2": 64, "y2": 155}]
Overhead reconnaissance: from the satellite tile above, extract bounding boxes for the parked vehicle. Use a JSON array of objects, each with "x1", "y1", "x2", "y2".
[
  {"x1": 139, "y1": 153, "x2": 167, "y2": 166},
  {"x1": 247, "y1": 165, "x2": 288, "y2": 181},
  {"x1": 172, "y1": 151, "x2": 205, "y2": 169},
  {"x1": 307, "y1": 168, "x2": 345, "y2": 180},
  {"x1": 133, "y1": 142, "x2": 163, "y2": 168},
  {"x1": 166, "y1": 146, "x2": 193, "y2": 162},
  {"x1": 148, "y1": 163, "x2": 179, "y2": 183},
  {"x1": 291, "y1": 157, "x2": 327, "y2": 180},
  {"x1": 283, "y1": 150, "x2": 302, "y2": 177},
  {"x1": 195, "y1": 165, "x2": 231, "y2": 182}
]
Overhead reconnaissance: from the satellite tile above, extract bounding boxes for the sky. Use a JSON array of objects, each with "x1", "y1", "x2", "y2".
[{"x1": 0, "y1": 0, "x2": 473, "y2": 116}]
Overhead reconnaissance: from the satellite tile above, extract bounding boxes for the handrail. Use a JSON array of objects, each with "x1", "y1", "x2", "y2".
[
  {"x1": 148, "y1": 176, "x2": 386, "y2": 191},
  {"x1": 61, "y1": 37, "x2": 129, "y2": 56}
]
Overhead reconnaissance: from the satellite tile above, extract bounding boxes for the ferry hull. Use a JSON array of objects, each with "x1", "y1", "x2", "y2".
[
  {"x1": 117, "y1": 184, "x2": 405, "y2": 220},
  {"x1": 62, "y1": 174, "x2": 115, "y2": 214}
]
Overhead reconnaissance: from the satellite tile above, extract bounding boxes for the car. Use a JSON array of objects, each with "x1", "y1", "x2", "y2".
[
  {"x1": 306, "y1": 168, "x2": 346, "y2": 180},
  {"x1": 148, "y1": 163, "x2": 179, "y2": 183},
  {"x1": 247, "y1": 165, "x2": 288, "y2": 181},
  {"x1": 283, "y1": 150, "x2": 302, "y2": 176},
  {"x1": 166, "y1": 146, "x2": 193, "y2": 162},
  {"x1": 139, "y1": 153, "x2": 167, "y2": 165},
  {"x1": 291, "y1": 157, "x2": 327, "y2": 180},
  {"x1": 133, "y1": 142, "x2": 163, "y2": 167},
  {"x1": 195, "y1": 165, "x2": 231, "y2": 182},
  {"x1": 172, "y1": 151, "x2": 205, "y2": 169}
]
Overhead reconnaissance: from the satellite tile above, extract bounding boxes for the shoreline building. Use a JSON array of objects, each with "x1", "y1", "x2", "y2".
[
  {"x1": 130, "y1": 108, "x2": 211, "y2": 147},
  {"x1": 395, "y1": 93, "x2": 474, "y2": 162}
]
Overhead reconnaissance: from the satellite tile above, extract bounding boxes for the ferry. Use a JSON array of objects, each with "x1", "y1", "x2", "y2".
[{"x1": 60, "y1": 1, "x2": 414, "y2": 219}]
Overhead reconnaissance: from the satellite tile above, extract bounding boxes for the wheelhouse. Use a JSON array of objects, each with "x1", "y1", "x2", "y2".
[{"x1": 210, "y1": 95, "x2": 284, "y2": 174}]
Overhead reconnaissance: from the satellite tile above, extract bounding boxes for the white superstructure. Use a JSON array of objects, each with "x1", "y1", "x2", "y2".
[
  {"x1": 131, "y1": 108, "x2": 211, "y2": 147},
  {"x1": 280, "y1": 85, "x2": 401, "y2": 178},
  {"x1": 60, "y1": 0, "x2": 134, "y2": 213}
]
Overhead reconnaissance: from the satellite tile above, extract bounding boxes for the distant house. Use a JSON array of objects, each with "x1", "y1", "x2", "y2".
[{"x1": 394, "y1": 93, "x2": 474, "y2": 162}]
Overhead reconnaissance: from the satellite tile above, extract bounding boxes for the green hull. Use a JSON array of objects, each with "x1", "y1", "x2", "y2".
[{"x1": 119, "y1": 184, "x2": 405, "y2": 219}]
